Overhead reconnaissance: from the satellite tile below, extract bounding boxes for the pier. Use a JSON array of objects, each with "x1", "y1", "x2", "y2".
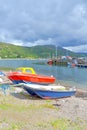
[
  {"x1": 47, "y1": 60, "x2": 68, "y2": 66},
  {"x1": 76, "y1": 64, "x2": 87, "y2": 68}
]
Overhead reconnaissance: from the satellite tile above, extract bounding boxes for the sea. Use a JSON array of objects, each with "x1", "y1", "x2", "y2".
[{"x1": 0, "y1": 59, "x2": 87, "y2": 90}]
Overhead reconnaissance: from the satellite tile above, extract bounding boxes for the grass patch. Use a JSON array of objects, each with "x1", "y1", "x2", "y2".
[
  {"x1": 0, "y1": 101, "x2": 44, "y2": 112},
  {"x1": 33, "y1": 118, "x2": 87, "y2": 130},
  {"x1": 0, "y1": 103, "x2": 11, "y2": 110},
  {"x1": 0, "y1": 103, "x2": 35, "y2": 112},
  {"x1": 0, "y1": 118, "x2": 8, "y2": 123},
  {"x1": 40, "y1": 103, "x2": 58, "y2": 109},
  {"x1": 51, "y1": 118, "x2": 68, "y2": 130},
  {"x1": 2, "y1": 122, "x2": 24, "y2": 130},
  {"x1": 45, "y1": 99, "x2": 51, "y2": 103},
  {"x1": 37, "y1": 122, "x2": 48, "y2": 128},
  {"x1": 0, "y1": 97, "x2": 58, "y2": 112},
  {"x1": 50, "y1": 118, "x2": 87, "y2": 130}
]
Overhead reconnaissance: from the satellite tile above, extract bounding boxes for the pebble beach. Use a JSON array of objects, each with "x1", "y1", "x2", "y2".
[{"x1": 0, "y1": 75, "x2": 87, "y2": 130}]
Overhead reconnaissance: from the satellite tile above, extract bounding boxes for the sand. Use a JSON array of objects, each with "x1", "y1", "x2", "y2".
[{"x1": 0, "y1": 75, "x2": 87, "y2": 130}]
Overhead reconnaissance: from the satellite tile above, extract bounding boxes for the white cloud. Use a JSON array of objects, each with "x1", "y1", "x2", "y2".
[
  {"x1": 7, "y1": 38, "x2": 54, "y2": 47},
  {"x1": 64, "y1": 44, "x2": 87, "y2": 53}
]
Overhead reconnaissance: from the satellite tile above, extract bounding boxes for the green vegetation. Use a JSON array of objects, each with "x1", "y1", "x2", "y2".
[
  {"x1": 0, "y1": 42, "x2": 87, "y2": 59},
  {"x1": 50, "y1": 118, "x2": 87, "y2": 130},
  {"x1": 0, "y1": 99, "x2": 56, "y2": 112},
  {"x1": 0, "y1": 94, "x2": 87, "y2": 130},
  {"x1": 37, "y1": 118, "x2": 87, "y2": 130},
  {"x1": 0, "y1": 117, "x2": 24, "y2": 130},
  {"x1": 36, "y1": 118, "x2": 87, "y2": 130}
]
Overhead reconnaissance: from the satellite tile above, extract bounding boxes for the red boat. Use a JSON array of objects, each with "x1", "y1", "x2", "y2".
[
  {"x1": 47, "y1": 60, "x2": 53, "y2": 65},
  {"x1": 7, "y1": 67, "x2": 56, "y2": 84}
]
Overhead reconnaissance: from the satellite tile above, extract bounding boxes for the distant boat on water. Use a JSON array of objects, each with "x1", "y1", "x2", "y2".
[{"x1": 47, "y1": 56, "x2": 77, "y2": 66}]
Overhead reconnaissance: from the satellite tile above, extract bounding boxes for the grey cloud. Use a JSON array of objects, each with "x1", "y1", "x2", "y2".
[{"x1": 0, "y1": 0, "x2": 87, "y2": 52}]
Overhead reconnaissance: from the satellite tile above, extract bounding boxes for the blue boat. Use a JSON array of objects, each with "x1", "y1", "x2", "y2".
[
  {"x1": 23, "y1": 84, "x2": 37, "y2": 96},
  {"x1": 22, "y1": 83, "x2": 76, "y2": 99}
]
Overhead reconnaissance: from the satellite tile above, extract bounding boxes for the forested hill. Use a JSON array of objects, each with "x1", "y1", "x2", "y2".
[{"x1": 0, "y1": 42, "x2": 86, "y2": 59}]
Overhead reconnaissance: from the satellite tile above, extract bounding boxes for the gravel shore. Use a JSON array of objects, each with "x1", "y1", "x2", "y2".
[{"x1": 0, "y1": 75, "x2": 87, "y2": 130}]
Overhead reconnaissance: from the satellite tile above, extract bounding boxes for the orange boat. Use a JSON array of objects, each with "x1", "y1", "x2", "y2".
[{"x1": 7, "y1": 67, "x2": 56, "y2": 84}]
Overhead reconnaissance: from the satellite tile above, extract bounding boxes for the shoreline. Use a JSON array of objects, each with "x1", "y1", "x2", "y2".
[
  {"x1": 0, "y1": 73, "x2": 87, "y2": 99},
  {"x1": 0, "y1": 73, "x2": 87, "y2": 93},
  {"x1": 0, "y1": 87, "x2": 87, "y2": 130},
  {"x1": 0, "y1": 59, "x2": 87, "y2": 91},
  {"x1": 0, "y1": 75, "x2": 87, "y2": 129},
  {"x1": 2, "y1": 69, "x2": 87, "y2": 91}
]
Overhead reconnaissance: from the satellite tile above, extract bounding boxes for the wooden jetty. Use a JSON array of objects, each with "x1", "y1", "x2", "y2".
[
  {"x1": 47, "y1": 59, "x2": 68, "y2": 66},
  {"x1": 76, "y1": 64, "x2": 87, "y2": 68}
]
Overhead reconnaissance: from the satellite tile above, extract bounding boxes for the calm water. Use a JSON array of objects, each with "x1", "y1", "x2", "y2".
[{"x1": 0, "y1": 59, "x2": 87, "y2": 90}]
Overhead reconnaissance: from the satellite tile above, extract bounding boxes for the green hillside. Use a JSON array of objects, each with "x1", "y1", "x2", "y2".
[
  {"x1": 0, "y1": 42, "x2": 86, "y2": 59},
  {"x1": 0, "y1": 42, "x2": 36, "y2": 58}
]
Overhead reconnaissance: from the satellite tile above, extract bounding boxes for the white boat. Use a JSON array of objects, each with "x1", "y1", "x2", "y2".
[
  {"x1": 23, "y1": 83, "x2": 66, "y2": 90},
  {"x1": 21, "y1": 83, "x2": 76, "y2": 99}
]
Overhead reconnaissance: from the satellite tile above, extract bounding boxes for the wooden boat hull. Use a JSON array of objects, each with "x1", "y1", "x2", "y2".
[
  {"x1": 7, "y1": 72, "x2": 55, "y2": 84},
  {"x1": 22, "y1": 83, "x2": 76, "y2": 99},
  {"x1": 33, "y1": 89, "x2": 76, "y2": 99}
]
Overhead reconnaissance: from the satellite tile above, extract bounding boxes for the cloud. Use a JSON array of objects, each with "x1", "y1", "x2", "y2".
[
  {"x1": 64, "y1": 44, "x2": 87, "y2": 53},
  {"x1": 0, "y1": 0, "x2": 87, "y2": 52}
]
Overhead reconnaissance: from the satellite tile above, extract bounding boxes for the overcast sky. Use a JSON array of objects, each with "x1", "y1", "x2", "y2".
[{"x1": 0, "y1": 0, "x2": 87, "y2": 52}]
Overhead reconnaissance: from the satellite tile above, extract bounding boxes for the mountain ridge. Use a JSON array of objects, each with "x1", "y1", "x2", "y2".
[{"x1": 0, "y1": 42, "x2": 87, "y2": 58}]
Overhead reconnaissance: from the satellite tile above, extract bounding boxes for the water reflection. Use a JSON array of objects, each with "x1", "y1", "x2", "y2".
[{"x1": 0, "y1": 59, "x2": 87, "y2": 90}]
